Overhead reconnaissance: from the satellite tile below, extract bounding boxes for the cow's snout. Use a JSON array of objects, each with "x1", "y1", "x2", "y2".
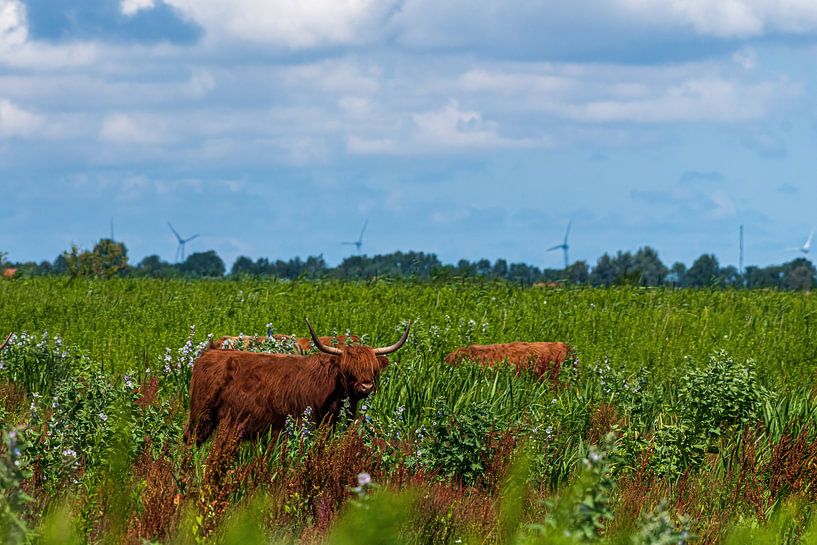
[{"x1": 356, "y1": 381, "x2": 375, "y2": 395}]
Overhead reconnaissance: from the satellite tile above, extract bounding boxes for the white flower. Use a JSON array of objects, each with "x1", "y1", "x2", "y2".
[
  {"x1": 357, "y1": 472, "x2": 372, "y2": 487},
  {"x1": 589, "y1": 451, "x2": 602, "y2": 463},
  {"x1": 99, "y1": 412, "x2": 108, "y2": 422}
]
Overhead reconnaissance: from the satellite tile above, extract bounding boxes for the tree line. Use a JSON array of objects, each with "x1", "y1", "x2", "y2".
[{"x1": 1, "y1": 239, "x2": 815, "y2": 290}]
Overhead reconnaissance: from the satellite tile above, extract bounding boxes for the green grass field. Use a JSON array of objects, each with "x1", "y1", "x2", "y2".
[{"x1": 1, "y1": 278, "x2": 817, "y2": 544}]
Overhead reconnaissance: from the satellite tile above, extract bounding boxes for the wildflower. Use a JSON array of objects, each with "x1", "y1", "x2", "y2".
[
  {"x1": 357, "y1": 472, "x2": 372, "y2": 487},
  {"x1": 589, "y1": 451, "x2": 602, "y2": 463},
  {"x1": 0, "y1": 362, "x2": 4, "y2": 370},
  {"x1": 62, "y1": 448, "x2": 77, "y2": 458},
  {"x1": 99, "y1": 412, "x2": 108, "y2": 422}
]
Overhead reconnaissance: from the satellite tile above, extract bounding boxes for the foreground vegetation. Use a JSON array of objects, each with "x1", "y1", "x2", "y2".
[{"x1": 1, "y1": 278, "x2": 817, "y2": 544}]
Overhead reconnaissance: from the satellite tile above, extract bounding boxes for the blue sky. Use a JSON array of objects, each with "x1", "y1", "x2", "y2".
[{"x1": 1, "y1": 0, "x2": 817, "y2": 269}]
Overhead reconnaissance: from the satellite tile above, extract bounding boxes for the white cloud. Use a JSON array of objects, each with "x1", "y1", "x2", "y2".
[
  {"x1": 348, "y1": 101, "x2": 544, "y2": 155},
  {"x1": 410, "y1": 101, "x2": 506, "y2": 148},
  {"x1": 624, "y1": 0, "x2": 817, "y2": 38},
  {"x1": 164, "y1": 0, "x2": 398, "y2": 47},
  {"x1": 186, "y1": 68, "x2": 216, "y2": 98},
  {"x1": 551, "y1": 77, "x2": 801, "y2": 123},
  {"x1": 120, "y1": 0, "x2": 156, "y2": 17},
  {"x1": 0, "y1": 98, "x2": 44, "y2": 137},
  {"x1": 0, "y1": 0, "x2": 98, "y2": 70},
  {"x1": 0, "y1": 0, "x2": 26, "y2": 49},
  {"x1": 99, "y1": 113, "x2": 170, "y2": 144}
]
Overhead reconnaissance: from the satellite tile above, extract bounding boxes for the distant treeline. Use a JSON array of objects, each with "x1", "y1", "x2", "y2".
[{"x1": 2, "y1": 240, "x2": 815, "y2": 290}]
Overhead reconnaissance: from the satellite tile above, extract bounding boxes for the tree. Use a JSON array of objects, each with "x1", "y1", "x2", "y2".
[
  {"x1": 632, "y1": 246, "x2": 668, "y2": 286},
  {"x1": 136, "y1": 255, "x2": 176, "y2": 278},
  {"x1": 719, "y1": 265, "x2": 743, "y2": 288},
  {"x1": 783, "y1": 258, "x2": 816, "y2": 291},
  {"x1": 685, "y1": 254, "x2": 722, "y2": 287},
  {"x1": 590, "y1": 253, "x2": 617, "y2": 286},
  {"x1": 231, "y1": 256, "x2": 257, "y2": 276},
  {"x1": 63, "y1": 239, "x2": 129, "y2": 279},
  {"x1": 567, "y1": 260, "x2": 589, "y2": 284},
  {"x1": 744, "y1": 265, "x2": 782, "y2": 289},
  {"x1": 179, "y1": 251, "x2": 225, "y2": 278},
  {"x1": 667, "y1": 262, "x2": 687, "y2": 286},
  {"x1": 52, "y1": 254, "x2": 68, "y2": 275},
  {"x1": 492, "y1": 259, "x2": 508, "y2": 280}
]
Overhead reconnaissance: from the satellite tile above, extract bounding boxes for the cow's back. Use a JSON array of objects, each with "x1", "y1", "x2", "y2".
[
  {"x1": 187, "y1": 350, "x2": 339, "y2": 442},
  {"x1": 444, "y1": 341, "x2": 572, "y2": 378}
]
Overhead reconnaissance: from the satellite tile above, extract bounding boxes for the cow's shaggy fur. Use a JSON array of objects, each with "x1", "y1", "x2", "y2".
[
  {"x1": 444, "y1": 342, "x2": 573, "y2": 380},
  {"x1": 184, "y1": 345, "x2": 388, "y2": 445}
]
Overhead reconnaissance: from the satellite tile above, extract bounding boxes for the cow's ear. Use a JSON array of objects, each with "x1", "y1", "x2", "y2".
[{"x1": 376, "y1": 356, "x2": 390, "y2": 370}]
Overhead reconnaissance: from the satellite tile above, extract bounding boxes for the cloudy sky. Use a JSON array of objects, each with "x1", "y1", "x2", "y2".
[{"x1": 1, "y1": 0, "x2": 816, "y2": 269}]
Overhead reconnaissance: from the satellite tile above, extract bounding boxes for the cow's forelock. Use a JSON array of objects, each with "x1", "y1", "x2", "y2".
[{"x1": 338, "y1": 346, "x2": 383, "y2": 396}]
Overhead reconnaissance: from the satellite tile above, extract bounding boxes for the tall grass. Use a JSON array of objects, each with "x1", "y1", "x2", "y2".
[
  {"x1": 2, "y1": 278, "x2": 817, "y2": 544},
  {"x1": 1, "y1": 279, "x2": 816, "y2": 384}
]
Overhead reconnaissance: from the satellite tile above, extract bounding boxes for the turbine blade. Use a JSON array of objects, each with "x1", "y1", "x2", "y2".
[
  {"x1": 563, "y1": 220, "x2": 571, "y2": 245},
  {"x1": 167, "y1": 222, "x2": 182, "y2": 242},
  {"x1": 358, "y1": 217, "x2": 369, "y2": 242},
  {"x1": 185, "y1": 234, "x2": 199, "y2": 243},
  {"x1": 546, "y1": 245, "x2": 562, "y2": 252}
]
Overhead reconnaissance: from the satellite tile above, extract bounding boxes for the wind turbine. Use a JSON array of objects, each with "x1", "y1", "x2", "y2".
[
  {"x1": 342, "y1": 217, "x2": 368, "y2": 254},
  {"x1": 788, "y1": 229, "x2": 814, "y2": 255},
  {"x1": 168, "y1": 222, "x2": 199, "y2": 263},
  {"x1": 547, "y1": 220, "x2": 571, "y2": 269}
]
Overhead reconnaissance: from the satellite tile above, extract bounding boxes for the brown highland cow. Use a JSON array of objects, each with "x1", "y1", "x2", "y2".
[
  {"x1": 185, "y1": 319, "x2": 410, "y2": 445},
  {"x1": 444, "y1": 341, "x2": 573, "y2": 383}
]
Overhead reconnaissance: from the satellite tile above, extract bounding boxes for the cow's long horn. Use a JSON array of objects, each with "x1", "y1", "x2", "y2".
[
  {"x1": 374, "y1": 321, "x2": 411, "y2": 355},
  {"x1": 0, "y1": 333, "x2": 12, "y2": 351},
  {"x1": 305, "y1": 318, "x2": 342, "y2": 355}
]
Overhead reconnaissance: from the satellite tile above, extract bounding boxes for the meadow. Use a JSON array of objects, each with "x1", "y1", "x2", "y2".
[{"x1": 1, "y1": 278, "x2": 817, "y2": 544}]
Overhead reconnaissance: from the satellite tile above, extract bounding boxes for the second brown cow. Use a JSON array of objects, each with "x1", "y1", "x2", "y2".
[
  {"x1": 444, "y1": 342, "x2": 573, "y2": 383},
  {"x1": 213, "y1": 333, "x2": 361, "y2": 354}
]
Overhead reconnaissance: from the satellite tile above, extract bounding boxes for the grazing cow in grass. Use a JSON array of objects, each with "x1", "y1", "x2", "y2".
[
  {"x1": 444, "y1": 342, "x2": 573, "y2": 383},
  {"x1": 184, "y1": 319, "x2": 410, "y2": 445},
  {"x1": 213, "y1": 333, "x2": 361, "y2": 354},
  {"x1": 0, "y1": 333, "x2": 11, "y2": 351}
]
